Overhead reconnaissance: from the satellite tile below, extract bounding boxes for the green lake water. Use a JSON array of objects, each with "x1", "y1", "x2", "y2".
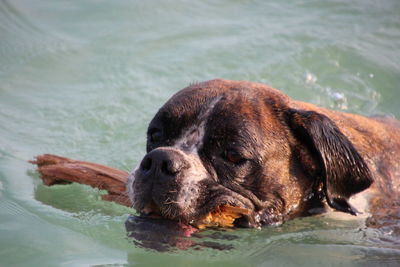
[{"x1": 1, "y1": 0, "x2": 400, "y2": 266}]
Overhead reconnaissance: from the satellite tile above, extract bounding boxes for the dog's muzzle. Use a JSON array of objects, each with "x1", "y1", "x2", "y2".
[
  {"x1": 128, "y1": 147, "x2": 212, "y2": 221},
  {"x1": 128, "y1": 147, "x2": 257, "y2": 225}
]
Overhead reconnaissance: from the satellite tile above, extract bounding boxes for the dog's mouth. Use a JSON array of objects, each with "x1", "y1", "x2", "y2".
[
  {"x1": 139, "y1": 201, "x2": 252, "y2": 229},
  {"x1": 139, "y1": 201, "x2": 165, "y2": 220}
]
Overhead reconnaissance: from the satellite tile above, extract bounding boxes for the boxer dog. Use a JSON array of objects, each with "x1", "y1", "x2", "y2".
[{"x1": 127, "y1": 79, "x2": 400, "y2": 228}]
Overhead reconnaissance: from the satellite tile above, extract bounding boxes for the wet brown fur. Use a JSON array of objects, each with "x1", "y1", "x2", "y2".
[
  {"x1": 188, "y1": 79, "x2": 400, "y2": 218},
  {"x1": 133, "y1": 78, "x2": 399, "y2": 227}
]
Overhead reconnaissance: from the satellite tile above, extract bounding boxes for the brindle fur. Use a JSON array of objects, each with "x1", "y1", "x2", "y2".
[{"x1": 129, "y1": 79, "x2": 400, "y2": 228}]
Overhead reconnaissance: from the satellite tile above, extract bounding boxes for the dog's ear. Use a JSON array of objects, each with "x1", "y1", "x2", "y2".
[{"x1": 286, "y1": 109, "x2": 373, "y2": 215}]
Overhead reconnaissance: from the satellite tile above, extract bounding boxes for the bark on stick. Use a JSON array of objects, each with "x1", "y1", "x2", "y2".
[{"x1": 30, "y1": 154, "x2": 131, "y2": 207}]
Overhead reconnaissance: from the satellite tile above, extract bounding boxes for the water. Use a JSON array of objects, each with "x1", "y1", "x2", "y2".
[{"x1": 1, "y1": 0, "x2": 400, "y2": 266}]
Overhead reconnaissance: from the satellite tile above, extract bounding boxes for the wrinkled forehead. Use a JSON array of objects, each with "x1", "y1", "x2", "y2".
[
  {"x1": 206, "y1": 89, "x2": 285, "y2": 144},
  {"x1": 155, "y1": 81, "x2": 282, "y2": 129},
  {"x1": 152, "y1": 82, "x2": 282, "y2": 137}
]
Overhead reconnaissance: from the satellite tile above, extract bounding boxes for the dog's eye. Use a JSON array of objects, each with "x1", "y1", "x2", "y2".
[
  {"x1": 149, "y1": 129, "x2": 162, "y2": 143},
  {"x1": 223, "y1": 149, "x2": 246, "y2": 165}
]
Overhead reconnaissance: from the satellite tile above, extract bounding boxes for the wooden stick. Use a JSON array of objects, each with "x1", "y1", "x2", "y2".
[
  {"x1": 30, "y1": 154, "x2": 252, "y2": 229},
  {"x1": 30, "y1": 154, "x2": 131, "y2": 207}
]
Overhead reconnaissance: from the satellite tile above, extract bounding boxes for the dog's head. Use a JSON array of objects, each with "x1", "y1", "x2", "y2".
[{"x1": 127, "y1": 79, "x2": 373, "y2": 228}]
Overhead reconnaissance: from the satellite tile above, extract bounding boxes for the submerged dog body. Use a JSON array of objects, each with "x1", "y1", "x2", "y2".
[{"x1": 128, "y1": 79, "x2": 400, "y2": 228}]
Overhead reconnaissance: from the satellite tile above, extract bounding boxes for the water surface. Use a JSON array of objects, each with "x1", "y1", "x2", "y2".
[{"x1": 1, "y1": 0, "x2": 400, "y2": 266}]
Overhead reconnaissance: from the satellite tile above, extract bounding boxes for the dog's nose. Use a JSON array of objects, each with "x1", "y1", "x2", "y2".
[{"x1": 139, "y1": 149, "x2": 188, "y2": 180}]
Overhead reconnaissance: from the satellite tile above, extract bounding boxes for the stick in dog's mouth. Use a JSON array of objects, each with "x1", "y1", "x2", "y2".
[
  {"x1": 193, "y1": 205, "x2": 252, "y2": 229},
  {"x1": 140, "y1": 202, "x2": 251, "y2": 229}
]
